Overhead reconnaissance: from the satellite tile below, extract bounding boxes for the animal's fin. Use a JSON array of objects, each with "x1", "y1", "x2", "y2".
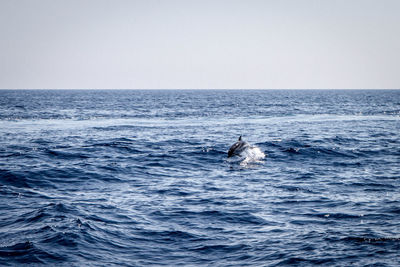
[{"x1": 238, "y1": 136, "x2": 242, "y2": 141}]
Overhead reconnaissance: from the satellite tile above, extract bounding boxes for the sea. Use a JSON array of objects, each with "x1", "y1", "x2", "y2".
[{"x1": 0, "y1": 89, "x2": 399, "y2": 266}]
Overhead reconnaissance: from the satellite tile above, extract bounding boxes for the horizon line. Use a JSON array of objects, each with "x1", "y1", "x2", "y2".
[{"x1": 1, "y1": 88, "x2": 399, "y2": 90}]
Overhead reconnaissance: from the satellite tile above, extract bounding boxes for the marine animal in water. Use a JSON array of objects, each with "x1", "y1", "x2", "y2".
[{"x1": 227, "y1": 136, "x2": 250, "y2": 157}]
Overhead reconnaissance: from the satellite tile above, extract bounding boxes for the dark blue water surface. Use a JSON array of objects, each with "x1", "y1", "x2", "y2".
[{"x1": 1, "y1": 89, "x2": 400, "y2": 266}]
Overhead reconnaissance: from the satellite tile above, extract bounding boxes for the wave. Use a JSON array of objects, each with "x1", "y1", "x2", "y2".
[
  {"x1": 0, "y1": 241, "x2": 64, "y2": 264},
  {"x1": 343, "y1": 236, "x2": 400, "y2": 243}
]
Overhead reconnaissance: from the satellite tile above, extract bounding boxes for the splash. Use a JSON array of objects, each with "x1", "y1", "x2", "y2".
[
  {"x1": 240, "y1": 146, "x2": 266, "y2": 166},
  {"x1": 227, "y1": 145, "x2": 266, "y2": 167}
]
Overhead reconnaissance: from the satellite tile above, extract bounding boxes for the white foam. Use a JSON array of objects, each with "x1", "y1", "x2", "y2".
[
  {"x1": 225, "y1": 145, "x2": 265, "y2": 167},
  {"x1": 240, "y1": 146, "x2": 266, "y2": 166}
]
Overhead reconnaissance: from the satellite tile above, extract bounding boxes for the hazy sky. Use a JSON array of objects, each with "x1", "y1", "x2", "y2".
[{"x1": 0, "y1": 0, "x2": 399, "y2": 89}]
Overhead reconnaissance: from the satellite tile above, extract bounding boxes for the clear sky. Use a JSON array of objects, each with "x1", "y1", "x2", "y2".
[{"x1": 0, "y1": 0, "x2": 399, "y2": 89}]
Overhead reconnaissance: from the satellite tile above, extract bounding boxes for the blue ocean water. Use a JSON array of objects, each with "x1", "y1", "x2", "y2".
[{"x1": 0, "y1": 89, "x2": 399, "y2": 266}]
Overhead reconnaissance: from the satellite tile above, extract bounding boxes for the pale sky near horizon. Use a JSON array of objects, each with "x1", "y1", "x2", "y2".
[{"x1": 0, "y1": 0, "x2": 399, "y2": 89}]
